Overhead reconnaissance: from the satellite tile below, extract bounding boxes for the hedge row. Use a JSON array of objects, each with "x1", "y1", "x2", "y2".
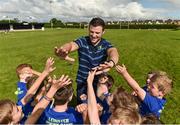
[
  {"x1": 44, "y1": 23, "x2": 178, "y2": 29},
  {"x1": 1, "y1": 23, "x2": 178, "y2": 30},
  {"x1": 105, "y1": 24, "x2": 179, "y2": 29}
]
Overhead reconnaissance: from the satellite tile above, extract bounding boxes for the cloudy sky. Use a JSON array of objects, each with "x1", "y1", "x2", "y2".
[{"x1": 0, "y1": 0, "x2": 180, "y2": 22}]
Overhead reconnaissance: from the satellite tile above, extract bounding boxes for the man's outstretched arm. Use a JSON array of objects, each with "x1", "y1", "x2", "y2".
[{"x1": 54, "y1": 41, "x2": 79, "y2": 62}]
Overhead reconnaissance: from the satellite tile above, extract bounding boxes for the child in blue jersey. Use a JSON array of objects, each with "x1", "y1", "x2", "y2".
[
  {"x1": 17, "y1": 57, "x2": 56, "y2": 124},
  {"x1": 116, "y1": 64, "x2": 173, "y2": 119},
  {"x1": 0, "y1": 57, "x2": 55, "y2": 124},
  {"x1": 96, "y1": 73, "x2": 114, "y2": 123},
  {"x1": 80, "y1": 72, "x2": 114, "y2": 102},
  {"x1": 18, "y1": 77, "x2": 49, "y2": 124},
  {"x1": 97, "y1": 73, "x2": 114, "y2": 100},
  {"x1": 37, "y1": 82, "x2": 83, "y2": 124},
  {"x1": 78, "y1": 72, "x2": 114, "y2": 123},
  {"x1": 15, "y1": 63, "x2": 41, "y2": 101},
  {"x1": 25, "y1": 74, "x2": 72, "y2": 124}
]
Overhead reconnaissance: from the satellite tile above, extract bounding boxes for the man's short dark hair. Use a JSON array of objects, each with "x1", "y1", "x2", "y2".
[{"x1": 89, "y1": 17, "x2": 105, "y2": 30}]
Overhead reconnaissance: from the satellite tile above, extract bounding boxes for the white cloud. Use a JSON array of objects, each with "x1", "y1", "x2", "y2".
[
  {"x1": 51, "y1": 0, "x2": 159, "y2": 21},
  {"x1": 0, "y1": 0, "x2": 179, "y2": 22},
  {"x1": 161, "y1": 0, "x2": 180, "y2": 7}
]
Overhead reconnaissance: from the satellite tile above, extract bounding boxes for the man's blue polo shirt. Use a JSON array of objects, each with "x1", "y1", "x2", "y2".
[{"x1": 74, "y1": 36, "x2": 113, "y2": 97}]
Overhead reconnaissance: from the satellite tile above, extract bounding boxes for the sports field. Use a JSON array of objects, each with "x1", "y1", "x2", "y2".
[{"x1": 0, "y1": 28, "x2": 180, "y2": 123}]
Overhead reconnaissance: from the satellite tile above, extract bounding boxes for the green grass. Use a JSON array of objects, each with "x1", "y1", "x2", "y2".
[{"x1": 0, "y1": 29, "x2": 180, "y2": 123}]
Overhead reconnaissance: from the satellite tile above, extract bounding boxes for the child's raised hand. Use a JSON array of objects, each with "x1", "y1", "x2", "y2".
[
  {"x1": 131, "y1": 91, "x2": 138, "y2": 96},
  {"x1": 92, "y1": 65, "x2": 111, "y2": 75},
  {"x1": 44, "y1": 57, "x2": 56, "y2": 74},
  {"x1": 76, "y1": 103, "x2": 88, "y2": 113},
  {"x1": 115, "y1": 64, "x2": 127, "y2": 74},
  {"x1": 87, "y1": 69, "x2": 97, "y2": 84},
  {"x1": 51, "y1": 75, "x2": 72, "y2": 90}
]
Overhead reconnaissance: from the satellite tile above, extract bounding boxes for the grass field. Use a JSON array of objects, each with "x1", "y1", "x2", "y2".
[{"x1": 0, "y1": 28, "x2": 180, "y2": 123}]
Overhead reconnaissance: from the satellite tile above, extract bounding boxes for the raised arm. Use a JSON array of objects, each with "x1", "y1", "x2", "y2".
[
  {"x1": 54, "y1": 41, "x2": 79, "y2": 63},
  {"x1": 87, "y1": 69, "x2": 101, "y2": 124},
  {"x1": 107, "y1": 47, "x2": 119, "y2": 66},
  {"x1": 21, "y1": 57, "x2": 56, "y2": 105},
  {"x1": 25, "y1": 75, "x2": 72, "y2": 124},
  {"x1": 115, "y1": 64, "x2": 146, "y2": 100},
  {"x1": 95, "y1": 47, "x2": 119, "y2": 75}
]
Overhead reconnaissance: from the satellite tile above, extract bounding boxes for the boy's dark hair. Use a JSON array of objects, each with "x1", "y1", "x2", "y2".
[
  {"x1": 54, "y1": 84, "x2": 74, "y2": 105},
  {"x1": 89, "y1": 17, "x2": 105, "y2": 30},
  {"x1": 16, "y1": 63, "x2": 32, "y2": 78}
]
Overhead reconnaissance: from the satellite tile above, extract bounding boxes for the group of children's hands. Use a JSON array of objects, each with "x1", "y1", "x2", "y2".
[
  {"x1": 51, "y1": 75, "x2": 72, "y2": 90},
  {"x1": 88, "y1": 64, "x2": 127, "y2": 83},
  {"x1": 44, "y1": 57, "x2": 72, "y2": 90},
  {"x1": 91, "y1": 60, "x2": 115, "y2": 75}
]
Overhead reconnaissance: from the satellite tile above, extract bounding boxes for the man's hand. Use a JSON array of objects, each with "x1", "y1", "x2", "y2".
[
  {"x1": 55, "y1": 46, "x2": 68, "y2": 58},
  {"x1": 54, "y1": 46, "x2": 75, "y2": 63},
  {"x1": 99, "y1": 60, "x2": 115, "y2": 69},
  {"x1": 91, "y1": 60, "x2": 114, "y2": 75}
]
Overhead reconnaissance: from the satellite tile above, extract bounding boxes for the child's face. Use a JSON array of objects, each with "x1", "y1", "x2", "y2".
[
  {"x1": 148, "y1": 83, "x2": 161, "y2": 97},
  {"x1": 20, "y1": 67, "x2": 33, "y2": 80},
  {"x1": 12, "y1": 105, "x2": 23, "y2": 123},
  {"x1": 98, "y1": 75, "x2": 108, "y2": 84}
]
